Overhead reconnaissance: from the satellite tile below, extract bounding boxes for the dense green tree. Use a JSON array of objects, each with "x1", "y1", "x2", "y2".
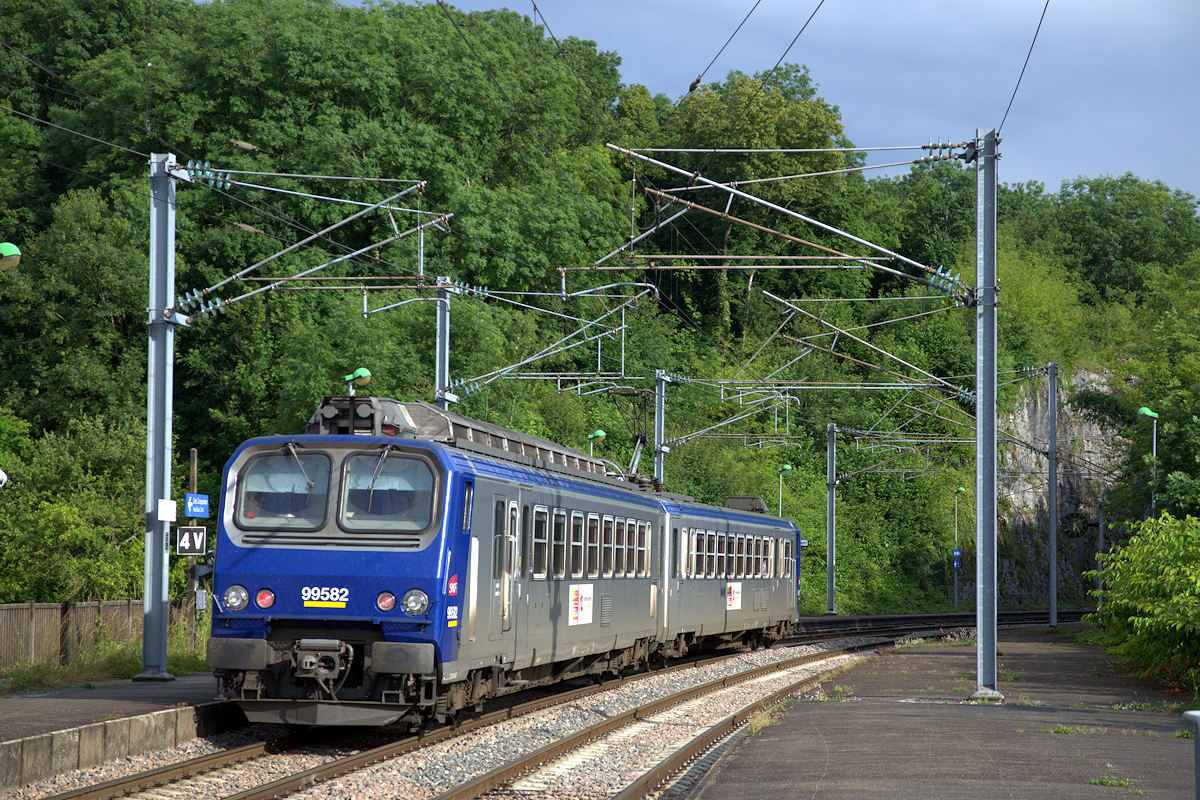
[{"x1": 1053, "y1": 174, "x2": 1200, "y2": 303}]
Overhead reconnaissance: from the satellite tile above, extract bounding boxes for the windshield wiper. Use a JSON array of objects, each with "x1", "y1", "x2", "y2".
[
  {"x1": 284, "y1": 442, "x2": 315, "y2": 490},
  {"x1": 367, "y1": 445, "x2": 394, "y2": 513}
]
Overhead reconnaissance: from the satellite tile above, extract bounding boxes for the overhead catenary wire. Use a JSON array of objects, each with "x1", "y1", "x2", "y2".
[
  {"x1": 685, "y1": 0, "x2": 765, "y2": 95},
  {"x1": 998, "y1": 0, "x2": 1051, "y2": 134}
]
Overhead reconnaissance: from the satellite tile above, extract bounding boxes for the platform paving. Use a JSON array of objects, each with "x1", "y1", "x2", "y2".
[
  {"x1": 0, "y1": 673, "x2": 240, "y2": 789},
  {"x1": 690, "y1": 626, "x2": 1195, "y2": 799}
]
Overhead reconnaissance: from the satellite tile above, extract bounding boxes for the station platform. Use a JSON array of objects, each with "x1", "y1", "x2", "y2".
[
  {"x1": 0, "y1": 673, "x2": 241, "y2": 790},
  {"x1": 689, "y1": 626, "x2": 1196, "y2": 799}
]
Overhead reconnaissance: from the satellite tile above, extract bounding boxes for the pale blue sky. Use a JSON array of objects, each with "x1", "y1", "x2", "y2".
[{"x1": 423, "y1": 0, "x2": 1200, "y2": 198}]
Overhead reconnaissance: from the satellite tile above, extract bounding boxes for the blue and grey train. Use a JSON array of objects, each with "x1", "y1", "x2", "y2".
[{"x1": 206, "y1": 397, "x2": 802, "y2": 726}]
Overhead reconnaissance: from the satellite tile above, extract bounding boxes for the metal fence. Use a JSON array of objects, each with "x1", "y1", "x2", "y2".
[{"x1": 0, "y1": 599, "x2": 156, "y2": 670}]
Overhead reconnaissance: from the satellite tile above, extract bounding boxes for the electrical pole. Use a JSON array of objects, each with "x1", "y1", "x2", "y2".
[
  {"x1": 826, "y1": 422, "x2": 836, "y2": 615},
  {"x1": 1048, "y1": 361, "x2": 1058, "y2": 628},
  {"x1": 138, "y1": 153, "x2": 183, "y2": 681},
  {"x1": 436, "y1": 276, "x2": 450, "y2": 409},
  {"x1": 654, "y1": 371, "x2": 670, "y2": 481},
  {"x1": 972, "y1": 129, "x2": 1001, "y2": 701}
]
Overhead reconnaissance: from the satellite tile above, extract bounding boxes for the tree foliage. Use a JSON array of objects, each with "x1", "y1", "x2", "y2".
[
  {"x1": 1086, "y1": 514, "x2": 1200, "y2": 697},
  {"x1": 0, "y1": 0, "x2": 1197, "y2": 634}
]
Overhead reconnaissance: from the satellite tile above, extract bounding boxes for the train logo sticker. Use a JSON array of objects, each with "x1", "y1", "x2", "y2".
[
  {"x1": 568, "y1": 584, "x2": 594, "y2": 626},
  {"x1": 726, "y1": 582, "x2": 742, "y2": 611},
  {"x1": 447, "y1": 574, "x2": 458, "y2": 596}
]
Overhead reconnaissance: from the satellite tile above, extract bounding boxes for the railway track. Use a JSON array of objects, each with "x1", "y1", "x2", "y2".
[{"x1": 42, "y1": 612, "x2": 1079, "y2": 800}]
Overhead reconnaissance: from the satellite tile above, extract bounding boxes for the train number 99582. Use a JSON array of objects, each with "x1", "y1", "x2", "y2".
[{"x1": 301, "y1": 586, "x2": 350, "y2": 603}]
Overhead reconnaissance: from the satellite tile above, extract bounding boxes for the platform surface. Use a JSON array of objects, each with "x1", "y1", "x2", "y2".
[
  {"x1": 690, "y1": 626, "x2": 1195, "y2": 799},
  {"x1": 0, "y1": 672, "x2": 220, "y2": 743}
]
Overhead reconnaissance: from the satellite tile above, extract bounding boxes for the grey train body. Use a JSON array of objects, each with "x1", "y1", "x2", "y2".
[{"x1": 443, "y1": 450, "x2": 799, "y2": 708}]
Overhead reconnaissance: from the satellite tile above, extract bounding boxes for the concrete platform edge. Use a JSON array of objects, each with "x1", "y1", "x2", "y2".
[{"x1": 0, "y1": 700, "x2": 241, "y2": 789}]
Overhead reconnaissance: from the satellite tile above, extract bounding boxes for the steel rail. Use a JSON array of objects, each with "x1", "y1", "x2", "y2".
[{"x1": 43, "y1": 733, "x2": 314, "y2": 800}]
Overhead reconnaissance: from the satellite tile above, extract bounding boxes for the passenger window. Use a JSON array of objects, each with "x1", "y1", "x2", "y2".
[
  {"x1": 695, "y1": 530, "x2": 706, "y2": 579},
  {"x1": 754, "y1": 537, "x2": 763, "y2": 577},
  {"x1": 602, "y1": 516, "x2": 615, "y2": 578},
  {"x1": 492, "y1": 500, "x2": 505, "y2": 580},
  {"x1": 586, "y1": 514, "x2": 600, "y2": 578},
  {"x1": 671, "y1": 527, "x2": 680, "y2": 578},
  {"x1": 614, "y1": 517, "x2": 626, "y2": 577},
  {"x1": 717, "y1": 532, "x2": 726, "y2": 579},
  {"x1": 552, "y1": 510, "x2": 567, "y2": 579},
  {"x1": 571, "y1": 512, "x2": 585, "y2": 579},
  {"x1": 765, "y1": 538, "x2": 775, "y2": 579},
  {"x1": 637, "y1": 522, "x2": 649, "y2": 577},
  {"x1": 625, "y1": 520, "x2": 637, "y2": 577},
  {"x1": 461, "y1": 481, "x2": 474, "y2": 533},
  {"x1": 706, "y1": 531, "x2": 716, "y2": 578},
  {"x1": 532, "y1": 506, "x2": 548, "y2": 580}
]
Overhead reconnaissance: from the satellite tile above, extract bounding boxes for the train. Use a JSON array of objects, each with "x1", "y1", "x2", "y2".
[{"x1": 206, "y1": 396, "x2": 802, "y2": 727}]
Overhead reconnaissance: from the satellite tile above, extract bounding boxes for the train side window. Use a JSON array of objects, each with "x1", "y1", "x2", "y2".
[
  {"x1": 586, "y1": 514, "x2": 600, "y2": 578},
  {"x1": 552, "y1": 509, "x2": 567, "y2": 579},
  {"x1": 571, "y1": 512, "x2": 585, "y2": 578},
  {"x1": 704, "y1": 531, "x2": 715, "y2": 578},
  {"x1": 680, "y1": 528, "x2": 689, "y2": 578},
  {"x1": 671, "y1": 527, "x2": 679, "y2": 578},
  {"x1": 507, "y1": 502, "x2": 519, "y2": 579},
  {"x1": 734, "y1": 534, "x2": 743, "y2": 578},
  {"x1": 492, "y1": 500, "x2": 506, "y2": 580},
  {"x1": 461, "y1": 481, "x2": 474, "y2": 533},
  {"x1": 614, "y1": 517, "x2": 626, "y2": 577},
  {"x1": 625, "y1": 520, "x2": 637, "y2": 577},
  {"x1": 531, "y1": 506, "x2": 549, "y2": 580},
  {"x1": 765, "y1": 538, "x2": 775, "y2": 579},
  {"x1": 602, "y1": 516, "x2": 615, "y2": 578},
  {"x1": 521, "y1": 505, "x2": 531, "y2": 576},
  {"x1": 754, "y1": 537, "x2": 763, "y2": 577},
  {"x1": 785, "y1": 539, "x2": 794, "y2": 579},
  {"x1": 693, "y1": 530, "x2": 705, "y2": 579},
  {"x1": 716, "y1": 532, "x2": 726, "y2": 579},
  {"x1": 637, "y1": 522, "x2": 649, "y2": 577}
]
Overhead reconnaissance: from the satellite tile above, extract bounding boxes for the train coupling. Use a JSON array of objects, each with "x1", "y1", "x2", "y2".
[{"x1": 294, "y1": 638, "x2": 354, "y2": 682}]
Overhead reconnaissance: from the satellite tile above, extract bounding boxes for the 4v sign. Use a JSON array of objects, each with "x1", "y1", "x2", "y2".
[{"x1": 176, "y1": 526, "x2": 207, "y2": 556}]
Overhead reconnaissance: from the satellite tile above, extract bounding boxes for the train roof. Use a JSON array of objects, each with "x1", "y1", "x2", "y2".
[{"x1": 303, "y1": 396, "x2": 786, "y2": 522}]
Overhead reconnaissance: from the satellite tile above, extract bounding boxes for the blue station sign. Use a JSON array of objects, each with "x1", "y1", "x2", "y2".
[{"x1": 185, "y1": 492, "x2": 210, "y2": 518}]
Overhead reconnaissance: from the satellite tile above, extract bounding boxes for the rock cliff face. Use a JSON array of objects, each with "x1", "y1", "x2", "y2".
[{"x1": 961, "y1": 370, "x2": 1125, "y2": 609}]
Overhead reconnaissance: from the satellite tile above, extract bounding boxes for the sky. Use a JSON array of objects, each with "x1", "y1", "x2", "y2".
[{"x1": 434, "y1": 0, "x2": 1200, "y2": 199}]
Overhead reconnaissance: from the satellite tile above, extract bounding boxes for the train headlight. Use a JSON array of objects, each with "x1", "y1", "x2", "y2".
[
  {"x1": 376, "y1": 591, "x2": 397, "y2": 612},
  {"x1": 223, "y1": 584, "x2": 249, "y2": 612},
  {"x1": 255, "y1": 588, "x2": 275, "y2": 609},
  {"x1": 401, "y1": 589, "x2": 429, "y2": 616}
]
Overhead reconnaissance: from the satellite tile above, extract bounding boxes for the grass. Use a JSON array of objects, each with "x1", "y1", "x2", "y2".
[
  {"x1": 1089, "y1": 776, "x2": 1141, "y2": 794},
  {"x1": 1177, "y1": 729, "x2": 1196, "y2": 739},
  {"x1": 745, "y1": 701, "x2": 791, "y2": 735},
  {"x1": 1010, "y1": 695, "x2": 1039, "y2": 707},
  {"x1": 0, "y1": 615, "x2": 207, "y2": 696},
  {"x1": 1047, "y1": 724, "x2": 1108, "y2": 735},
  {"x1": 1000, "y1": 670, "x2": 1023, "y2": 681},
  {"x1": 805, "y1": 684, "x2": 854, "y2": 702}
]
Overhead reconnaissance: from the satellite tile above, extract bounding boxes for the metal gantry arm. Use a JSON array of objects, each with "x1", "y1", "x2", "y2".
[{"x1": 608, "y1": 144, "x2": 972, "y2": 305}]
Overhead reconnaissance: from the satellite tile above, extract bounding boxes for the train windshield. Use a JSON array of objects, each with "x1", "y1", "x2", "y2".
[
  {"x1": 236, "y1": 450, "x2": 331, "y2": 530},
  {"x1": 339, "y1": 451, "x2": 435, "y2": 533}
]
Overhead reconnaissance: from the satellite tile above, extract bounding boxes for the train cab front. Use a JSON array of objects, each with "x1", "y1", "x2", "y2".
[{"x1": 206, "y1": 431, "x2": 458, "y2": 728}]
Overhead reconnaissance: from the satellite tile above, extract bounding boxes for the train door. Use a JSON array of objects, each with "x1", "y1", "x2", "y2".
[
  {"x1": 490, "y1": 496, "x2": 519, "y2": 643},
  {"x1": 516, "y1": 500, "x2": 551, "y2": 670}
]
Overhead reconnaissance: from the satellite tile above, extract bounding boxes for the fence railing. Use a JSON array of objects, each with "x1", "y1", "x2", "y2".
[{"x1": 0, "y1": 599, "x2": 191, "y2": 670}]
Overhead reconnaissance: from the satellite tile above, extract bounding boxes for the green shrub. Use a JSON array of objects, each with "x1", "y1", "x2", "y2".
[{"x1": 1086, "y1": 514, "x2": 1200, "y2": 697}]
